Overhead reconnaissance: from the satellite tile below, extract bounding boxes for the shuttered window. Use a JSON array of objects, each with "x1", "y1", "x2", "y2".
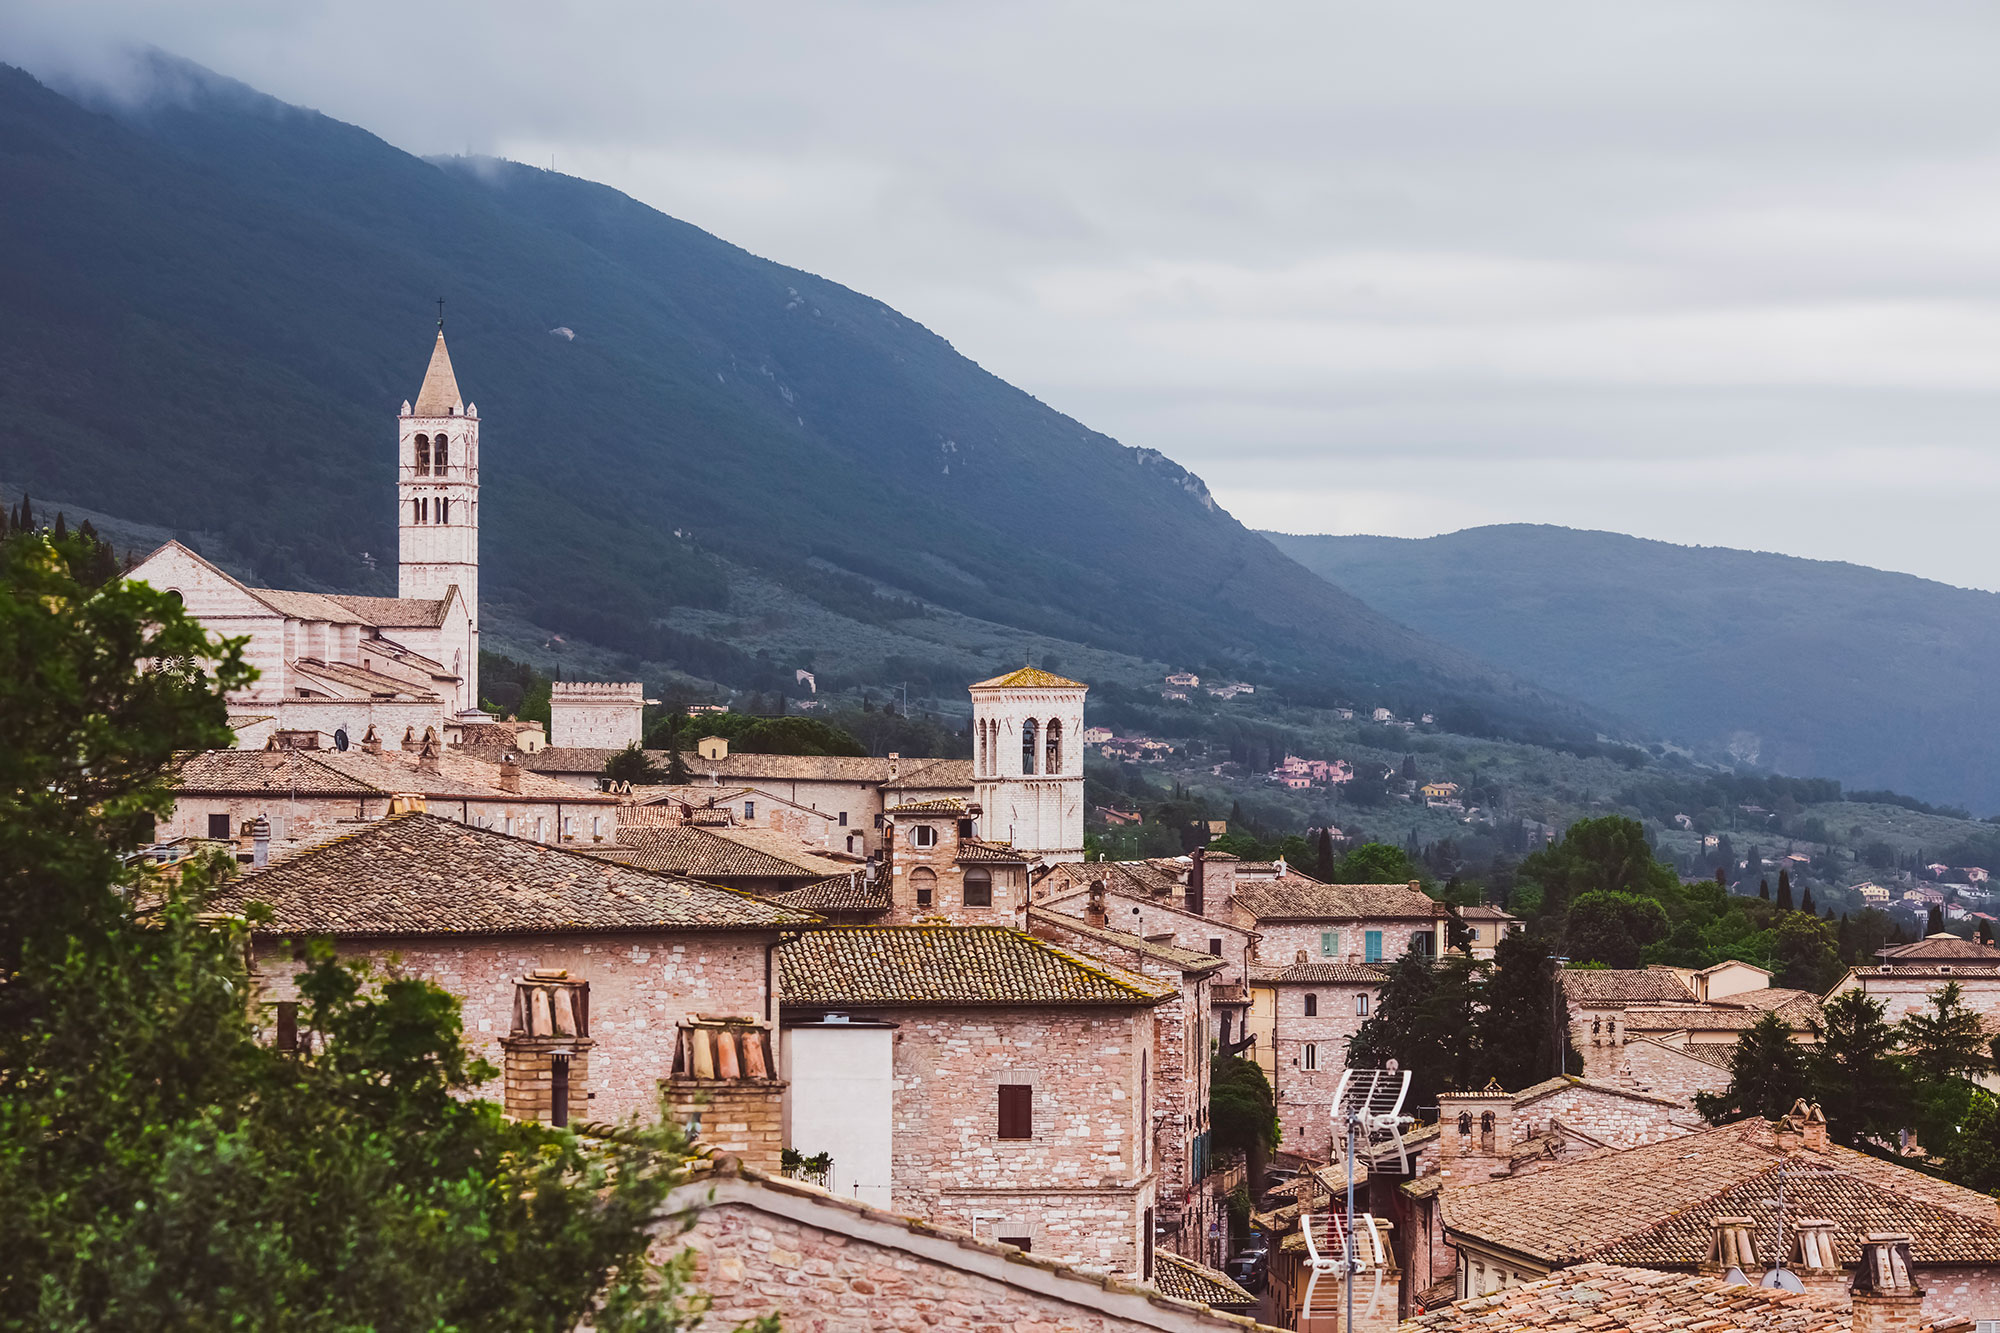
[
  {"x1": 1365, "y1": 930, "x2": 1383, "y2": 963},
  {"x1": 1320, "y1": 930, "x2": 1339, "y2": 958},
  {"x1": 998, "y1": 1084, "x2": 1032, "y2": 1140}
]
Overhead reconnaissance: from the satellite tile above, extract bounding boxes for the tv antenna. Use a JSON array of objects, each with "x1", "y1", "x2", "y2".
[{"x1": 1307, "y1": 1065, "x2": 1412, "y2": 1331}]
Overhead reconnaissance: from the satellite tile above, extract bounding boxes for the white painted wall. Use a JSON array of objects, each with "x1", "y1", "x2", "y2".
[{"x1": 784, "y1": 1020, "x2": 896, "y2": 1208}]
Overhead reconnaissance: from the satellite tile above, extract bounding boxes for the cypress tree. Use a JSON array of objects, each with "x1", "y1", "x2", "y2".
[
  {"x1": 1837, "y1": 913, "x2": 1853, "y2": 959},
  {"x1": 1316, "y1": 826, "x2": 1335, "y2": 881},
  {"x1": 51, "y1": 512, "x2": 67, "y2": 541},
  {"x1": 1800, "y1": 884, "x2": 1815, "y2": 915},
  {"x1": 1777, "y1": 868, "x2": 1794, "y2": 911},
  {"x1": 1759, "y1": 878, "x2": 1771, "y2": 900},
  {"x1": 1928, "y1": 904, "x2": 1946, "y2": 936}
]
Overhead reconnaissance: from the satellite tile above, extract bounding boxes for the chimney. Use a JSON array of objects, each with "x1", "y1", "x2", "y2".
[
  {"x1": 1087, "y1": 879, "x2": 1108, "y2": 928},
  {"x1": 887, "y1": 751, "x2": 900, "y2": 782},
  {"x1": 498, "y1": 753, "x2": 522, "y2": 794},
  {"x1": 1188, "y1": 846, "x2": 1206, "y2": 916},
  {"x1": 248, "y1": 815, "x2": 271, "y2": 869},
  {"x1": 401, "y1": 726, "x2": 418, "y2": 752},
  {"x1": 1850, "y1": 1234, "x2": 1924, "y2": 1333},
  {"x1": 1701, "y1": 1216, "x2": 1759, "y2": 1277},
  {"x1": 417, "y1": 730, "x2": 441, "y2": 776},
  {"x1": 1792, "y1": 1218, "x2": 1840, "y2": 1272},
  {"x1": 360, "y1": 724, "x2": 383, "y2": 755}
]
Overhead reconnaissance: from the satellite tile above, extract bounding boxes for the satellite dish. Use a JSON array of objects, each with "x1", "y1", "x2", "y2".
[
  {"x1": 1760, "y1": 1267, "x2": 1805, "y2": 1293},
  {"x1": 334, "y1": 727, "x2": 349, "y2": 752}
]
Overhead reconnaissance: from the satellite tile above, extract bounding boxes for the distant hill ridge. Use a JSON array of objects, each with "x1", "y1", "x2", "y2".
[
  {"x1": 1267, "y1": 524, "x2": 2000, "y2": 812},
  {"x1": 0, "y1": 52, "x2": 1580, "y2": 731}
]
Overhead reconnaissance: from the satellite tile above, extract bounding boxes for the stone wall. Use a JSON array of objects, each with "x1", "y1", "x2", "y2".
[
  {"x1": 1514, "y1": 1081, "x2": 1696, "y2": 1148},
  {"x1": 253, "y1": 930, "x2": 773, "y2": 1122},
  {"x1": 871, "y1": 1003, "x2": 1156, "y2": 1274},
  {"x1": 673, "y1": 1180, "x2": 1254, "y2": 1333},
  {"x1": 549, "y1": 682, "x2": 646, "y2": 749},
  {"x1": 883, "y1": 811, "x2": 1025, "y2": 925},
  {"x1": 1859, "y1": 971, "x2": 2000, "y2": 1024},
  {"x1": 163, "y1": 790, "x2": 616, "y2": 856},
  {"x1": 1251, "y1": 918, "x2": 1437, "y2": 971},
  {"x1": 1915, "y1": 1264, "x2": 2000, "y2": 1323},
  {"x1": 1268, "y1": 979, "x2": 1377, "y2": 1156},
  {"x1": 1613, "y1": 1039, "x2": 1732, "y2": 1105},
  {"x1": 1041, "y1": 886, "x2": 1258, "y2": 991}
]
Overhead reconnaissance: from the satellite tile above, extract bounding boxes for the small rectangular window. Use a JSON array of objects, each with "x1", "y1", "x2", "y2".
[
  {"x1": 274, "y1": 1001, "x2": 298, "y2": 1052},
  {"x1": 998, "y1": 1235, "x2": 1032, "y2": 1252},
  {"x1": 1357, "y1": 994, "x2": 1370, "y2": 1016},
  {"x1": 1208, "y1": 939, "x2": 1223, "y2": 956},
  {"x1": 1320, "y1": 930, "x2": 1339, "y2": 958},
  {"x1": 839, "y1": 811, "x2": 848, "y2": 826},
  {"x1": 1304, "y1": 1043, "x2": 1318, "y2": 1071},
  {"x1": 1365, "y1": 930, "x2": 1383, "y2": 963},
  {"x1": 744, "y1": 802, "x2": 755, "y2": 821},
  {"x1": 998, "y1": 1084, "x2": 1032, "y2": 1139},
  {"x1": 208, "y1": 813, "x2": 231, "y2": 839},
  {"x1": 551, "y1": 1054, "x2": 571, "y2": 1128}
]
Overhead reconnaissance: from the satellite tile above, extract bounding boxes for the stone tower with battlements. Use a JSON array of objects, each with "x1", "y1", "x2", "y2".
[
  {"x1": 970, "y1": 667, "x2": 1087, "y2": 864},
  {"x1": 398, "y1": 328, "x2": 481, "y2": 712}
]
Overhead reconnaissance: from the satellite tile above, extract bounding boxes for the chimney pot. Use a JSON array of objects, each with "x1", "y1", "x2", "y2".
[
  {"x1": 1703, "y1": 1216, "x2": 1759, "y2": 1274},
  {"x1": 249, "y1": 815, "x2": 271, "y2": 868},
  {"x1": 1851, "y1": 1233, "x2": 1923, "y2": 1333}
]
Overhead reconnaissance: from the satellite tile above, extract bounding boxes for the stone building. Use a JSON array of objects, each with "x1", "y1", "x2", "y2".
[
  {"x1": 548, "y1": 681, "x2": 650, "y2": 749},
  {"x1": 594, "y1": 807, "x2": 859, "y2": 895},
  {"x1": 1248, "y1": 959, "x2": 1389, "y2": 1154},
  {"x1": 1828, "y1": 932, "x2": 2000, "y2": 1025},
  {"x1": 162, "y1": 739, "x2": 622, "y2": 858},
  {"x1": 210, "y1": 811, "x2": 815, "y2": 1125},
  {"x1": 970, "y1": 667, "x2": 1088, "y2": 863},
  {"x1": 881, "y1": 798, "x2": 1030, "y2": 925},
  {"x1": 1434, "y1": 1105, "x2": 2000, "y2": 1322},
  {"x1": 1027, "y1": 905, "x2": 1233, "y2": 1269},
  {"x1": 662, "y1": 1161, "x2": 1266, "y2": 1333},
  {"x1": 129, "y1": 328, "x2": 488, "y2": 739},
  {"x1": 777, "y1": 925, "x2": 1176, "y2": 1277}
]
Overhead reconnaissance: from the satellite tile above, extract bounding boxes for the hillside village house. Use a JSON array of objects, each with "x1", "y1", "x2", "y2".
[
  {"x1": 878, "y1": 798, "x2": 1030, "y2": 924},
  {"x1": 1828, "y1": 932, "x2": 2000, "y2": 1027},
  {"x1": 778, "y1": 926, "x2": 1175, "y2": 1278},
  {"x1": 1560, "y1": 965, "x2": 1821, "y2": 1079},
  {"x1": 1456, "y1": 903, "x2": 1522, "y2": 961},
  {"x1": 209, "y1": 812, "x2": 815, "y2": 1128}
]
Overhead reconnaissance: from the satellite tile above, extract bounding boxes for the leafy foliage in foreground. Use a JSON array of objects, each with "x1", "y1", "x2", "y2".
[{"x1": 0, "y1": 531, "x2": 757, "y2": 1332}]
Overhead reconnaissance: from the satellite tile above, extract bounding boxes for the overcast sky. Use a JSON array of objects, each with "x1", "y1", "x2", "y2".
[{"x1": 11, "y1": 2, "x2": 2000, "y2": 589}]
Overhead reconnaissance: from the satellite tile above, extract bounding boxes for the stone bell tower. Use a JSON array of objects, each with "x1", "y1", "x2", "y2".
[
  {"x1": 398, "y1": 317, "x2": 480, "y2": 710},
  {"x1": 970, "y1": 667, "x2": 1087, "y2": 864}
]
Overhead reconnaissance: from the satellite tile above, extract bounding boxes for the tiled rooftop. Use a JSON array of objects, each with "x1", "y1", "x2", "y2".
[
  {"x1": 969, "y1": 666, "x2": 1086, "y2": 689},
  {"x1": 311, "y1": 746, "x2": 608, "y2": 803},
  {"x1": 1150, "y1": 1253, "x2": 1254, "y2": 1308},
  {"x1": 1440, "y1": 1115, "x2": 2000, "y2": 1266},
  {"x1": 1027, "y1": 907, "x2": 1229, "y2": 973},
  {"x1": 1402, "y1": 1263, "x2": 1849, "y2": 1333},
  {"x1": 593, "y1": 826, "x2": 853, "y2": 880},
  {"x1": 1877, "y1": 933, "x2": 2000, "y2": 963},
  {"x1": 780, "y1": 926, "x2": 1178, "y2": 1007},
  {"x1": 1231, "y1": 880, "x2": 1443, "y2": 923},
  {"x1": 172, "y1": 749, "x2": 380, "y2": 797},
  {"x1": 957, "y1": 838, "x2": 1027, "y2": 863},
  {"x1": 1246, "y1": 962, "x2": 1389, "y2": 984},
  {"x1": 765, "y1": 875, "x2": 889, "y2": 914},
  {"x1": 886, "y1": 798, "x2": 968, "y2": 813},
  {"x1": 1558, "y1": 968, "x2": 1698, "y2": 1006},
  {"x1": 212, "y1": 812, "x2": 817, "y2": 936}
]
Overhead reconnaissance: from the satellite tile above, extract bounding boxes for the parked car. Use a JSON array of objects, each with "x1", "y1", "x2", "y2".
[{"x1": 1223, "y1": 1248, "x2": 1268, "y2": 1291}]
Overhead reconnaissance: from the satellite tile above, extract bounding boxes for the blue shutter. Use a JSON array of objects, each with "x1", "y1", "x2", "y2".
[{"x1": 1365, "y1": 930, "x2": 1383, "y2": 962}]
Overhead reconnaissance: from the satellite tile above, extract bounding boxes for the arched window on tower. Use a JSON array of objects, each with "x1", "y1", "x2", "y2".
[
  {"x1": 437, "y1": 498, "x2": 450, "y2": 524},
  {"x1": 413, "y1": 498, "x2": 425, "y2": 525},
  {"x1": 434, "y1": 434, "x2": 449, "y2": 470},
  {"x1": 414, "y1": 434, "x2": 430, "y2": 476},
  {"x1": 1045, "y1": 718, "x2": 1063, "y2": 775},
  {"x1": 978, "y1": 720, "x2": 989, "y2": 776},
  {"x1": 1021, "y1": 719, "x2": 1038, "y2": 775}
]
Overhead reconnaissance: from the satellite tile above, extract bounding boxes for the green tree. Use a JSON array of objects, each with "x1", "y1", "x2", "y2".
[
  {"x1": 1695, "y1": 1013, "x2": 1811, "y2": 1123},
  {"x1": 1565, "y1": 890, "x2": 1669, "y2": 969},
  {"x1": 1939, "y1": 1089, "x2": 2000, "y2": 1194},
  {"x1": 1800, "y1": 885, "x2": 1816, "y2": 915},
  {"x1": 1927, "y1": 904, "x2": 1946, "y2": 936},
  {"x1": 0, "y1": 531, "x2": 751, "y2": 1331},
  {"x1": 1811, "y1": 990, "x2": 1907, "y2": 1148},
  {"x1": 1480, "y1": 930, "x2": 1574, "y2": 1088},
  {"x1": 1349, "y1": 950, "x2": 1485, "y2": 1112},
  {"x1": 603, "y1": 742, "x2": 661, "y2": 786},
  {"x1": 1514, "y1": 817, "x2": 1677, "y2": 923},
  {"x1": 1776, "y1": 868, "x2": 1794, "y2": 911},
  {"x1": 1210, "y1": 1054, "x2": 1280, "y2": 1189},
  {"x1": 1336, "y1": 842, "x2": 1421, "y2": 885},
  {"x1": 1898, "y1": 982, "x2": 1991, "y2": 1084},
  {"x1": 1769, "y1": 912, "x2": 1843, "y2": 993},
  {"x1": 1316, "y1": 826, "x2": 1336, "y2": 881}
]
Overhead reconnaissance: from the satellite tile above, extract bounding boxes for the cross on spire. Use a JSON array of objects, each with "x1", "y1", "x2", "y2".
[{"x1": 437, "y1": 297, "x2": 446, "y2": 330}]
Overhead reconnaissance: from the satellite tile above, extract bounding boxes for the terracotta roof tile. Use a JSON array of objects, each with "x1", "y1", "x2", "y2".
[
  {"x1": 325, "y1": 593, "x2": 453, "y2": 628},
  {"x1": 1027, "y1": 908, "x2": 1228, "y2": 973},
  {"x1": 780, "y1": 926, "x2": 1178, "y2": 1007},
  {"x1": 765, "y1": 876, "x2": 888, "y2": 914},
  {"x1": 172, "y1": 749, "x2": 380, "y2": 797},
  {"x1": 1402, "y1": 1263, "x2": 1849, "y2": 1333},
  {"x1": 886, "y1": 798, "x2": 968, "y2": 813},
  {"x1": 957, "y1": 838, "x2": 1027, "y2": 863},
  {"x1": 1246, "y1": 962, "x2": 1389, "y2": 984},
  {"x1": 213, "y1": 812, "x2": 816, "y2": 936},
  {"x1": 969, "y1": 667, "x2": 1087, "y2": 689},
  {"x1": 1877, "y1": 934, "x2": 2000, "y2": 963},
  {"x1": 1559, "y1": 969, "x2": 1697, "y2": 1006},
  {"x1": 311, "y1": 747, "x2": 610, "y2": 803},
  {"x1": 884, "y1": 758, "x2": 974, "y2": 789},
  {"x1": 1231, "y1": 881, "x2": 1443, "y2": 923},
  {"x1": 593, "y1": 826, "x2": 852, "y2": 880},
  {"x1": 1150, "y1": 1252, "x2": 1254, "y2": 1308}
]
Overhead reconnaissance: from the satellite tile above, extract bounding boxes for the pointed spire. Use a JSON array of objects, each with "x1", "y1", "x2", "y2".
[{"x1": 413, "y1": 330, "x2": 462, "y2": 416}]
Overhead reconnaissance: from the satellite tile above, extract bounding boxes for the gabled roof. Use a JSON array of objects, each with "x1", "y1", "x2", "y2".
[
  {"x1": 1558, "y1": 968, "x2": 1697, "y2": 1006},
  {"x1": 1026, "y1": 908, "x2": 1228, "y2": 974},
  {"x1": 1438, "y1": 1116, "x2": 2000, "y2": 1267},
  {"x1": 411, "y1": 330, "x2": 462, "y2": 415},
  {"x1": 325, "y1": 593, "x2": 454, "y2": 629},
  {"x1": 765, "y1": 875, "x2": 889, "y2": 915},
  {"x1": 310, "y1": 746, "x2": 610, "y2": 803},
  {"x1": 780, "y1": 926, "x2": 1177, "y2": 1007},
  {"x1": 957, "y1": 838, "x2": 1028, "y2": 864},
  {"x1": 1150, "y1": 1253, "x2": 1254, "y2": 1309},
  {"x1": 883, "y1": 757, "x2": 975, "y2": 790},
  {"x1": 1231, "y1": 880, "x2": 1443, "y2": 923},
  {"x1": 1246, "y1": 962, "x2": 1388, "y2": 984},
  {"x1": 1402, "y1": 1263, "x2": 1848, "y2": 1333},
  {"x1": 289, "y1": 658, "x2": 441, "y2": 701},
  {"x1": 172, "y1": 748, "x2": 381, "y2": 797},
  {"x1": 212, "y1": 812, "x2": 818, "y2": 936},
  {"x1": 594, "y1": 826, "x2": 853, "y2": 880},
  {"x1": 1877, "y1": 932, "x2": 2000, "y2": 963},
  {"x1": 969, "y1": 667, "x2": 1087, "y2": 689}
]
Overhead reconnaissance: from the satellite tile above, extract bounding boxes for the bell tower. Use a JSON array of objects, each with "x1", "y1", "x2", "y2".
[
  {"x1": 969, "y1": 667, "x2": 1087, "y2": 864},
  {"x1": 398, "y1": 316, "x2": 480, "y2": 711}
]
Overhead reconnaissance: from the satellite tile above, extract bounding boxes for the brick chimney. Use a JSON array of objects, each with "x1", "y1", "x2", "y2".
[
  {"x1": 498, "y1": 753, "x2": 522, "y2": 794},
  {"x1": 417, "y1": 729, "x2": 441, "y2": 776},
  {"x1": 661, "y1": 1017, "x2": 784, "y2": 1173},
  {"x1": 1087, "y1": 879, "x2": 1108, "y2": 928},
  {"x1": 401, "y1": 725, "x2": 418, "y2": 752},
  {"x1": 248, "y1": 814, "x2": 271, "y2": 869},
  {"x1": 360, "y1": 724, "x2": 383, "y2": 755},
  {"x1": 1789, "y1": 1217, "x2": 1847, "y2": 1300},
  {"x1": 1850, "y1": 1233, "x2": 1924, "y2": 1333},
  {"x1": 1700, "y1": 1216, "x2": 1759, "y2": 1276},
  {"x1": 1187, "y1": 846, "x2": 1206, "y2": 916},
  {"x1": 499, "y1": 970, "x2": 594, "y2": 1128}
]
